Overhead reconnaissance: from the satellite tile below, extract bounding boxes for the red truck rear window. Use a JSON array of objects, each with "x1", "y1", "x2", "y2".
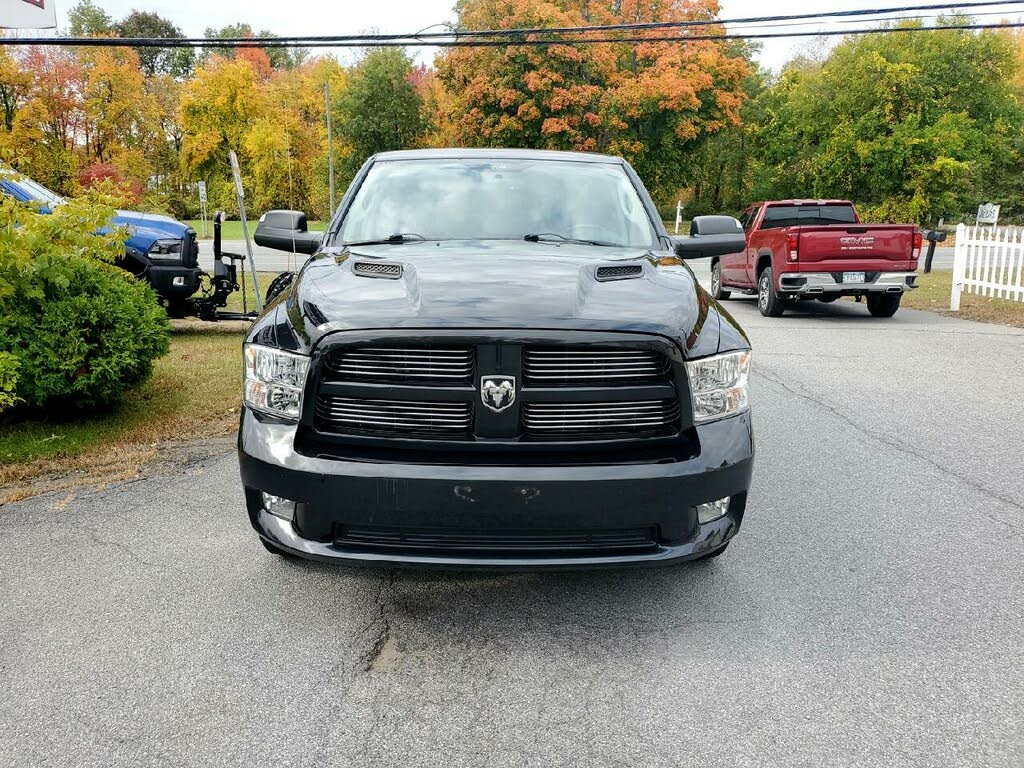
[{"x1": 760, "y1": 204, "x2": 857, "y2": 230}]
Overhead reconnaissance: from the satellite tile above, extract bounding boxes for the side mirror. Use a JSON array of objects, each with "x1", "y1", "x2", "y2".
[
  {"x1": 673, "y1": 215, "x2": 746, "y2": 259},
  {"x1": 254, "y1": 209, "x2": 323, "y2": 255}
]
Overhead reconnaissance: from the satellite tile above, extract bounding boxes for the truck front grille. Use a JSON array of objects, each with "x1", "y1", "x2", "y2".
[
  {"x1": 315, "y1": 396, "x2": 472, "y2": 437},
  {"x1": 310, "y1": 338, "x2": 686, "y2": 449},
  {"x1": 323, "y1": 346, "x2": 474, "y2": 385},
  {"x1": 523, "y1": 399, "x2": 680, "y2": 437},
  {"x1": 524, "y1": 347, "x2": 670, "y2": 386}
]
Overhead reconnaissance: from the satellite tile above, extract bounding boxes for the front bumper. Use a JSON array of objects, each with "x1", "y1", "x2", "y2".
[
  {"x1": 147, "y1": 264, "x2": 203, "y2": 298},
  {"x1": 778, "y1": 271, "x2": 917, "y2": 296},
  {"x1": 237, "y1": 409, "x2": 755, "y2": 569}
]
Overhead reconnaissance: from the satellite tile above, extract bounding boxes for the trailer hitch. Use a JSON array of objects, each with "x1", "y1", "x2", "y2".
[{"x1": 191, "y1": 210, "x2": 259, "y2": 322}]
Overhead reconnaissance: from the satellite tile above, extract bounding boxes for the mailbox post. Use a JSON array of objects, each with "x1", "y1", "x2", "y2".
[{"x1": 924, "y1": 229, "x2": 947, "y2": 274}]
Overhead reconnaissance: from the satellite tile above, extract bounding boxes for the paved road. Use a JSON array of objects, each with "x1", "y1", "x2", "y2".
[
  {"x1": 200, "y1": 240, "x2": 957, "y2": 275},
  {"x1": 3, "y1": 291, "x2": 1022, "y2": 766}
]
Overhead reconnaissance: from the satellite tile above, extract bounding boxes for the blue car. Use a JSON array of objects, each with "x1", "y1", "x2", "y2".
[{"x1": 0, "y1": 169, "x2": 202, "y2": 315}]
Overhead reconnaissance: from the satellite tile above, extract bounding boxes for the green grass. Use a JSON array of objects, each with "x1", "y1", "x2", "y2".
[
  {"x1": 901, "y1": 270, "x2": 1024, "y2": 328},
  {"x1": 222, "y1": 272, "x2": 282, "y2": 314},
  {"x1": 184, "y1": 219, "x2": 326, "y2": 240},
  {"x1": 0, "y1": 329, "x2": 245, "y2": 495}
]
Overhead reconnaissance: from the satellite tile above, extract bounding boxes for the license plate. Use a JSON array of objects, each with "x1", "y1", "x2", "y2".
[{"x1": 843, "y1": 272, "x2": 866, "y2": 284}]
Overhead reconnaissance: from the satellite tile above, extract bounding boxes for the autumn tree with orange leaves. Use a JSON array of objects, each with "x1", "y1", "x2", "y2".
[{"x1": 436, "y1": 0, "x2": 749, "y2": 197}]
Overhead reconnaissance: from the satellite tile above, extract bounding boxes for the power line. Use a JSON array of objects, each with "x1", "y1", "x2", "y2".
[
  {"x1": 1, "y1": 8, "x2": 1022, "y2": 48},
  {"x1": 725, "y1": 7, "x2": 1014, "y2": 31},
  {"x1": 251, "y1": 21, "x2": 1024, "y2": 48},
  {"x1": 46, "y1": 0, "x2": 1024, "y2": 45}
]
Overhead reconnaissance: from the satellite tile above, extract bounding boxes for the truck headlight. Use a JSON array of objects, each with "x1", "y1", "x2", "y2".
[
  {"x1": 148, "y1": 238, "x2": 183, "y2": 261},
  {"x1": 243, "y1": 344, "x2": 310, "y2": 420},
  {"x1": 685, "y1": 350, "x2": 750, "y2": 424}
]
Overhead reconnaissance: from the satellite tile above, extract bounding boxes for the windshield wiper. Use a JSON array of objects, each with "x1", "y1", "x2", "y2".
[
  {"x1": 343, "y1": 233, "x2": 427, "y2": 247},
  {"x1": 524, "y1": 232, "x2": 621, "y2": 247}
]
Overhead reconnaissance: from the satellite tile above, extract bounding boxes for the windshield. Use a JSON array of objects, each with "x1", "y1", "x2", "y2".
[
  {"x1": 2, "y1": 171, "x2": 66, "y2": 207},
  {"x1": 335, "y1": 158, "x2": 657, "y2": 248}
]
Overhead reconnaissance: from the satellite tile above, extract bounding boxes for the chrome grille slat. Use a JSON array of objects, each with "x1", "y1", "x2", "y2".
[
  {"x1": 316, "y1": 396, "x2": 472, "y2": 436},
  {"x1": 325, "y1": 346, "x2": 474, "y2": 385},
  {"x1": 524, "y1": 347, "x2": 670, "y2": 387},
  {"x1": 524, "y1": 399, "x2": 679, "y2": 436}
]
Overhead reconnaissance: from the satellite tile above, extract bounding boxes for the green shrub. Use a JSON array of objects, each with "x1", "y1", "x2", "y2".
[
  {"x1": 0, "y1": 193, "x2": 171, "y2": 414},
  {"x1": 0, "y1": 352, "x2": 19, "y2": 411}
]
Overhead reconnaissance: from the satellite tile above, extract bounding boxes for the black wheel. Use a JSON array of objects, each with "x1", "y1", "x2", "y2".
[
  {"x1": 817, "y1": 295, "x2": 839, "y2": 303},
  {"x1": 710, "y1": 260, "x2": 731, "y2": 300},
  {"x1": 265, "y1": 271, "x2": 297, "y2": 303},
  {"x1": 866, "y1": 293, "x2": 901, "y2": 318},
  {"x1": 260, "y1": 538, "x2": 294, "y2": 557},
  {"x1": 758, "y1": 267, "x2": 785, "y2": 317},
  {"x1": 694, "y1": 543, "x2": 729, "y2": 561}
]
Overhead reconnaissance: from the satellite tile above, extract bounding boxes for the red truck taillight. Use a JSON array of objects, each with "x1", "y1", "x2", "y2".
[
  {"x1": 787, "y1": 234, "x2": 799, "y2": 263},
  {"x1": 912, "y1": 231, "x2": 923, "y2": 261}
]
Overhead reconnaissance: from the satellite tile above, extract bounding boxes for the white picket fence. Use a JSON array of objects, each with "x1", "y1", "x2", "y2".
[{"x1": 950, "y1": 223, "x2": 1024, "y2": 310}]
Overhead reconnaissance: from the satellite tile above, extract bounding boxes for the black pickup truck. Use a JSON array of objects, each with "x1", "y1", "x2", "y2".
[{"x1": 238, "y1": 148, "x2": 754, "y2": 568}]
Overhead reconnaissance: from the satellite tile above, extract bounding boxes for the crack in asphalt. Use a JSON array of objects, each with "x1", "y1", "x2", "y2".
[
  {"x1": 754, "y1": 366, "x2": 1023, "y2": 536},
  {"x1": 358, "y1": 569, "x2": 398, "y2": 673},
  {"x1": 61, "y1": 520, "x2": 172, "y2": 571}
]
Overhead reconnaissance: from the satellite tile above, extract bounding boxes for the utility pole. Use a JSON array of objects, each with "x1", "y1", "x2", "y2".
[{"x1": 325, "y1": 81, "x2": 335, "y2": 217}]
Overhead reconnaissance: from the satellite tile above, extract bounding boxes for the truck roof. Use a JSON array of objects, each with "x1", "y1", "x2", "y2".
[
  {"x1": 761, "y1": 199, "x2": 854, "y2": 206},
  {"x1": 372, "y1": 148, "x2": 625, "y2": 164}
]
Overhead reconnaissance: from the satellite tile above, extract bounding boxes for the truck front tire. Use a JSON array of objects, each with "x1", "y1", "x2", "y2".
[
  {"x1": 866, "y1": 293, "x2": 901, "y2": 318},
  {"x1": 758, "y1": 267, "x2": 785, "y2": 317}
]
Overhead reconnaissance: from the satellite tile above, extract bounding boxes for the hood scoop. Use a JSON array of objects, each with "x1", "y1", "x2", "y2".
[
  {"x1": 353, "y1": 261, "x2": 403, "y2": 280},
  {"x1": 595, "y1": 264, "x2": 643, "y2": 282}
]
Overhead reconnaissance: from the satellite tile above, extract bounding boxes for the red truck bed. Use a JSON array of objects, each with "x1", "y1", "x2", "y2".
[{"x1": 714, "y1": 200, "x2": 922, "y2": 318}]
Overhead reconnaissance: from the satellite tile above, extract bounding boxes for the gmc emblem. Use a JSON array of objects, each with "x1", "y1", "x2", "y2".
[{"x1": 840, "y1": 236, "x2": 875, "y2": 246}]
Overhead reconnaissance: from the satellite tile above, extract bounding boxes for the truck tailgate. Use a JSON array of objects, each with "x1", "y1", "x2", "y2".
[{"x1": 795, "y1": 225, "x2": 916, "y2": 272}]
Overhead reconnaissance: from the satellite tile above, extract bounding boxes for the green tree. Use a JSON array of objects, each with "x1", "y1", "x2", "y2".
[
  {"x1": 336, "y1": 48, "x2": 424, "y2": 177},
  {"x1": 0, "y1": 49, "x2": 31, "y2": 132},
  {"x1": 201, "y1": 24, "x2": 306, "y2": 71},
  {"x1": 685, "y1": 41, "x2": 765, "y2": 216},
  {"x1": 66, "y1": 0, "x2": 113, "y2": 36},
  {"x1": 749, "y1": 20, "x2": 1024, "y2": 222},
  {"x1": 116, "y1": 11, "x2": 196, "y2": 79}
]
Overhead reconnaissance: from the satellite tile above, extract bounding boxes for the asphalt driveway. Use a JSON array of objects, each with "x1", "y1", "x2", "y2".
[{"x1": 2, "y1": 293, "x2": 1022, "y2": 767}]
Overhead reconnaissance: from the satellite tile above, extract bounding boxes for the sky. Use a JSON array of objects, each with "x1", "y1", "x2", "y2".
[{"x1": 41, "y1": 0, "x2": 1024, "y2": 71}]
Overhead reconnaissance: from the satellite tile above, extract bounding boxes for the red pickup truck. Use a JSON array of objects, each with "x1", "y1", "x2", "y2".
[{"x1": 711, "y1": 200, "x2": 922, "y2": 318}]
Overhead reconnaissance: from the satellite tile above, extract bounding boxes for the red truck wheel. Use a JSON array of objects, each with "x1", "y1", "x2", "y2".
[
  {"x1": 758, "y1": 267, "x2": 786, "y2": 317},
  {"x1": 866, "y1": 293, "x2": 901, "y2": 318},
  {"x1": 711, "y1": 261, "x2": 731, "y2": 300}
]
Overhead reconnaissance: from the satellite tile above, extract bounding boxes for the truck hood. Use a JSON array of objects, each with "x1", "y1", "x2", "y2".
[
  {"x1": 111, "y1": 210, "x2": 191, "y2": 253},
  {"x1": 267, "y1": 240, "x2": 732, "y2": 358},
  {"x1": 112, "y1": 210, "x2": 190, "y2": 236}
]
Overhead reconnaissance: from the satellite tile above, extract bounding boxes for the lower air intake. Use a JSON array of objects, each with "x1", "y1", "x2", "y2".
[{"x1": 335, "y1": 525, "x2": 659, "y2": 555}]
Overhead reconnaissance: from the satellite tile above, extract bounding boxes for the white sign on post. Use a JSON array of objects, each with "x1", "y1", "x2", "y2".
[
  {"x1": 197, "y1": 181, "x2": 208, "y2": 238},
  {"x1": 977, "y1": 203, "x2": 1000, "y2": 227},
  {"x1": 0, "y1": 0, "x2": 57, "y2": 29}
]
